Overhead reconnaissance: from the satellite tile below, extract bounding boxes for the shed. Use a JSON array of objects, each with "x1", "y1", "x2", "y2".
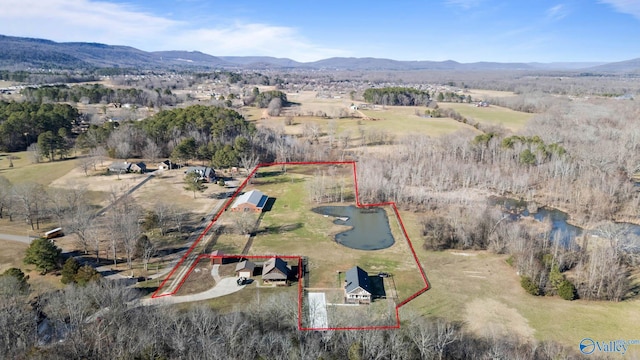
[
  {"x1": 231, "y1": 190, "x2": 268, "y2": 213},
  {"x1": 262, "y1": 257, "x2": 290, "y2": 285},
  {"x1": 235, "y1": 260, "x2": 256, "y2": 278},
  {"x1": 210, "y1": 250, "x2": 225, "y2": 265},
  {"x1": 344, "y1": 266, "x2": 372, "y2": 304}
]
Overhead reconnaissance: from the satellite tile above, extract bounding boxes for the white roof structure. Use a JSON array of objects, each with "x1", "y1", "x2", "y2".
[{"x1": 231, "y1": 189, "x2": 268, "y2": 210}]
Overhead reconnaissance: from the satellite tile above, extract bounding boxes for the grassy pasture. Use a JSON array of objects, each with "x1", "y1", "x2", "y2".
[
  {"x1": 244, "y1": 91, "x2": 532, "y2": 142},
  {"x1": 439, "y1": 103, "x2": 533, "y2": 131},
  {"x1": 0, "y1": 151, "x2": 80, "y2": 186}
]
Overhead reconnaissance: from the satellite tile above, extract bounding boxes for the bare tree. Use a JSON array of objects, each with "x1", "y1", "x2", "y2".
[
  {"x1": 0, "y1": 176, "x2": 12, "y2": 219},
  {"x1": 142, "y1": 138, "x2": 161, "y2": 164},
  {"x1": 12, "y1": 182, "x2": 46, "y2": 230},
  {"x1": 239, "y1": 152, "x2": 260, "y2": 181},
  {"x1": 78, "y1": 155, "x2": 95, "y2": 176},
  {"x1": 66, "y1": 202, "x2": 94, "y2": 254},
  {"x1": 231, "y1": 212, "x2": 258, "y2": 235},
  {"x1": 267, "y1": 97, "x2": 283, "y2": 116}
]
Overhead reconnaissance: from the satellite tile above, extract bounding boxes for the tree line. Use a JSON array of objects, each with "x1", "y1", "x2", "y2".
[
  {"x1": 20, "y1": 84, "x2": 153, "y2": 106},
  {"x1": 0, "y1": 277, "x2": 589, "y2": 360},
  {"x1": 0, "y1": 100, "x2": 77, "y2": 152},
  {"x1": 363, "y1": 87, "x2": 431, "y2": 106}
]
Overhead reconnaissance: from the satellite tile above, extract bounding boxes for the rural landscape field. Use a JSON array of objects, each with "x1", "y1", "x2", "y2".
[{"x1": 3, "y1": 1, "x2": 640, "y2": 359}]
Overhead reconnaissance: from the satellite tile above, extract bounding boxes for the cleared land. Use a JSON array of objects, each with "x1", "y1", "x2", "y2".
[
  {"x1": 0, "y1": 151, "x2": 80, "y2": 186},
  {"x1": 439, "y1": 103, "x2": 533, "y2": 131},
  {"x1": 245, "y1": 91, "x2": 532, "y2": 143}
]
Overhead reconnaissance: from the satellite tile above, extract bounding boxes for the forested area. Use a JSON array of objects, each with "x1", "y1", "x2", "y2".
[
  {"x1": 355, "y1": 98, "x2": 640, "y2": 301},
  {"x1": 0, "y1": 101, "x2": 78, "y2": 151},
  {"x1": 0, "y1": 277, "x2": 587, "y2": 360},
  {"x1": 363, "y1": 87, "x2": 431, "y2": 106},
  {"x1": 20, "y1": 84, "x2": 156, "y2": 107}
]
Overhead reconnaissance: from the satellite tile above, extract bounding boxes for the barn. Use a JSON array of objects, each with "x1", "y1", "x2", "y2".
[{"x1": 231, "y1": 190, "x2": 268, "y2": 213}]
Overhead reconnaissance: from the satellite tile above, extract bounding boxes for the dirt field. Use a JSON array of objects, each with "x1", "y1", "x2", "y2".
[{"x1": 50, "y1": 160, "x2": 234, "y2": 215}]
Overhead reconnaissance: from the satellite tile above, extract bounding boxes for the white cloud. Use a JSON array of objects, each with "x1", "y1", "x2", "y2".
[
  {"x1": 0, "y1": 0, "x2": 347, "y2": 62},
  {"x1": 599, "y1": 0, "x2": 640, "y2": 20},
  {"x1": 546, "y1": 4, "x2": 569, "y2": 21},
  {"x1": 165, "y1": 23, "x2": 348, "y2": 61}
]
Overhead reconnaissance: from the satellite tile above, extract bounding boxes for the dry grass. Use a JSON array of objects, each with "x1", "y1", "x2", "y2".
[
  {"x1": 175, "y1": 260, "x2": 215, "y2": 296},
  {"x1": 0, "y1": 241, "x2": 28, "y2": 274},
  {"x1": 390, "y1": 209, "x2": 640, "y2": 350}
]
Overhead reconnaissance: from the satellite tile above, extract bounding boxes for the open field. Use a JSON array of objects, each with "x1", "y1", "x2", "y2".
[
  {"x1": 0, "y1": 151, "x2": 80, "y2": 186},
  {"x1": 466, "y1": 89, "x2": 518, "y2": 98},
  {"x1": 439, "y1": 102, "x2": 533, "y2": 131},
  {"x1": 244, "y1": 91, "x2": 532, "y2": 142}
]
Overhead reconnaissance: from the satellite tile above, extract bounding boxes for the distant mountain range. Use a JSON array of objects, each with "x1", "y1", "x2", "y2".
[{"x1": 0, "y1": 34, "x2": 636, "y2": 73}]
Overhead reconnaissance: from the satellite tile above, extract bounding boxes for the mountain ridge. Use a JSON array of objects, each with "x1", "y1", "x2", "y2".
[{"x1": 0, "y1": 34, "x2": 636, "y2": 72}]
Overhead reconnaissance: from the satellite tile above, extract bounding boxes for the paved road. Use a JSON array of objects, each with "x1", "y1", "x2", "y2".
[
  {"x1": 0, "y1": 233, "x2": 36, "y2": 244},
  {"x1": 155, "y1": 197, "x2": 226, "y2": 296},
  {"x1": 141, "y1": 265, "x2": 245, "y2": 306}
]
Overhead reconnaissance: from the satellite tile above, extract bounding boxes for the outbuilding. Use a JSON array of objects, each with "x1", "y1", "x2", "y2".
[
  {"x1": 231, "y1": 190, "x2": 268, "y2": 213},
  {"x1": 235, "y1": 260, "x2": 256, "y2": 278}
]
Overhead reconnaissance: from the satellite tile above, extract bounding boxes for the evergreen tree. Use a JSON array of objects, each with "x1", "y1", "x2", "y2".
[
  {"x1": 24, "y1": 238, "x2": 62, "y2": 274},
  {"x1": 61, "y1": 257, "x2": 80, "y2": 284}
]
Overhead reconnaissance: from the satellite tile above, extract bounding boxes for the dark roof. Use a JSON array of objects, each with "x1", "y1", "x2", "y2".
[
  {"x1": 262, "y1": 257, "x2": 290, "y2": 280},
  {"x1": 232, "y1": 190, "x2": 268, "y2": 209},
  {"x1": 186, "y1": 166, "x2": 214, "y2": 178},
  {"x1": 345, "y1": 266, "x2": 371, "y2": 294},
  {"x1": 235, "y1": 260, "x2": 256, "y2": 272}
]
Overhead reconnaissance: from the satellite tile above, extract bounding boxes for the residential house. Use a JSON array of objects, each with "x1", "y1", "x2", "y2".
[
  {"x1": 262, "y1": 257, "x2": 290, "y2": 285},
  {"x1": 130, "y1": 162, "x2": 147, "y2": 173},
  {"x1": 235, "y1": 260, "x2": 256, "y2": 278},
  {"x1": 108, "y1": 162, "x2": 131, "y2": 173},
  {"x1": 185, "y1": 166, "x2": 216, "y2": 182},
  {"x1": 157, "y1": 160, "x2": 180, "y2": 171},
  {"x1": 344, "y1": 266, "x2": 372, "y2": 304},
  {"x1": 231, "y1": 190, "x2": 268, "y2": 213}
]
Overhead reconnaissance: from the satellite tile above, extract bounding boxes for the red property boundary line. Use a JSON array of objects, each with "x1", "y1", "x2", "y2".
[{"x1": 151, "y1": 161, "x2": 430, "y2": 331}]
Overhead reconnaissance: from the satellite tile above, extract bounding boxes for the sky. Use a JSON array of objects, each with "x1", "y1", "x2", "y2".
[{"x1": 1, "y1": 0, "x2": 640, "y2": 63}]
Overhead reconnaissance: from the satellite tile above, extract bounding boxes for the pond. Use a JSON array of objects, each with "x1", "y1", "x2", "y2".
[
  {"x1": 312, "y1": 205, "x2": 395, "y2": 250},
  {"x1": 489, "y1": 196, "x2": 582, "y2": 247},
  {"x1": 489, "y1": 196, "x2": 640, "y2": 247}
]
